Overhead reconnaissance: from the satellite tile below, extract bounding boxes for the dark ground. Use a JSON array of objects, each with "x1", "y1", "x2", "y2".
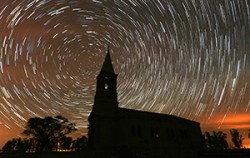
[
  {"x1": 0, "y1": 152, "x2": 86, "y2": 158},
  {"x1": 1, "y1": 149, "x2": 250, "y2": 158},
  {"x1": 199, "y1": 149, "x2": 250, "y2": 158}
]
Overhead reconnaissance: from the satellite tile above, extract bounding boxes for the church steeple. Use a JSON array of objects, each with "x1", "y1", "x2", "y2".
[
  {"x1": 92, "y1": 47, "x2": 118, "y2": 116},
  {"x1": 100, "y1": 47, "x2": 115, "y2": 74},
  {"x1": 88, "y1": 47, "x2": 119, "y2": 150}
]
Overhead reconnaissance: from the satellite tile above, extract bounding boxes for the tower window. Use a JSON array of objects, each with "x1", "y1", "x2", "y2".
[
  {"x1": 104, "y1": 77, "x2": 109, "y2": 89},
  {"x1": 105, "y1": 83, "x2": 108, "y2": 89}
]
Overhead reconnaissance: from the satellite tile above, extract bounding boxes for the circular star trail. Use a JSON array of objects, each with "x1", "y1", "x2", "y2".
[{"x1": 0, "y1": 0, "x2": 249, "y2": 138}]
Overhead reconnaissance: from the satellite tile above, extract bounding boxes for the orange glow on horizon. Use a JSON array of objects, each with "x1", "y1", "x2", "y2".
[
  {"x1": 222, "y1": 114, "x2": 250, "y2": 124},
  {"x1": 201, "y1": 113, "x2": 250, "y2": 130}
]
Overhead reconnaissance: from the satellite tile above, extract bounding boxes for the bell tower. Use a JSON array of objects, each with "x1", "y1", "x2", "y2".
[
  {"x1": 92, "y1": 48, "x2": 118, "y2": 116},
  {"x1": 88, "y1": 48, "x2": 119, "y2": 150}
]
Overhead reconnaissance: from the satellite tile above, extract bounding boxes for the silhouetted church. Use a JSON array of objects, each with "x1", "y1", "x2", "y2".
[{"x1": 88, "y1": 50, "x2": 205, "y2": 158}]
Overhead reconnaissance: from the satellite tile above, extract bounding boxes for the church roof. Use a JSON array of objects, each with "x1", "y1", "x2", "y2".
[
  {"x1": 117, "y1": 107, "x2": 199, "y2": 125},
  {"x1": 101, "y1": 48, "x2": 115, "y2": 74}
]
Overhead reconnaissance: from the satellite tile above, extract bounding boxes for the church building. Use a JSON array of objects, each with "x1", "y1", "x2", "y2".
[{"x1": 88, "y1": 50, "x2": 205, "y2": 158}]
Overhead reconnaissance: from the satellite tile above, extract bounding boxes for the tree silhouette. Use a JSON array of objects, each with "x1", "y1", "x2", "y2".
[
  {"x1": 60, "y1": 136, "x2": 72, "y2": 151},
  {"x1": 22, "y1": 115, "x2": 77, "y2": 152},
  {"x1": 2, "y1": 139, "x2": 17, "y2": 153},
  {"x1": 205, "y1": 131, "x2": 228, "y2": 150},
  {"x1": 230, "y1": 129, "x2": 243, "y2": 148},
  {"x1": 2, "y1": 138, "x2": 30, "y2": 153},
  {"x1": 73, "y1": 136, "x2": 88, "y2": 151},
  {"x1": 15, "y1": 138, "x2": 30, "y2": 153}
]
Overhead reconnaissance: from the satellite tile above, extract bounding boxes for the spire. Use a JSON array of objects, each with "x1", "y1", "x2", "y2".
[{"x1": 101, "y1": 47, "x2": 115, "y2": 74}]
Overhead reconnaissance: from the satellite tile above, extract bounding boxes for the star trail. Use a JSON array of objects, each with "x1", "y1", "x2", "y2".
[{"x1": 0, "y1": 0, "x2": 249, "y2": 147}]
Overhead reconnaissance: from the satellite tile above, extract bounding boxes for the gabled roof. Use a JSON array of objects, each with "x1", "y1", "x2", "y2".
[
  {"x1": 117, "y1": 107, "x2": 199, "y2": 125},
  {"x1": 101, "y1": 48, "x2": 115, "y2": 74}
]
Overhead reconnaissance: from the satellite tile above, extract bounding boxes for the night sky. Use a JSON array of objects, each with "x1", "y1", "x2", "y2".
[{"x1": 0, "y1": 0, "x2": 249, "y2": 148}]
